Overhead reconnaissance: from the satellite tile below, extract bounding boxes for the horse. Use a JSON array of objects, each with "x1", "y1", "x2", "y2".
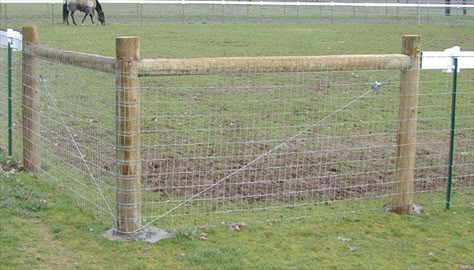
[{"x1": 63, "y1": 0, "x2": 105, "y2": 26}]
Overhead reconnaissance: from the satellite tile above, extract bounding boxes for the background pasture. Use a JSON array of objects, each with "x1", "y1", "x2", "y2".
[{"x1": 0, "y1": 0, "x2": 473, "y2": 25}]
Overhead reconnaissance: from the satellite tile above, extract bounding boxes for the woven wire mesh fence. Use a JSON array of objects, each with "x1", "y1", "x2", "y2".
[
  {"x1": 416, "y1": 69, "x2": 474, "y2": 195},
  {"x1": 103, "y1": 1, "x2": 474, "y2": 25},
  {"x1": 20, "y1": 42, "x2": 117, "y2": 224},
  {"x1": 137, "y1": 56, "x2": 473, "y2": 231},
  {"x1": 4, "y1": 30, "x2": 472, "y2": 233},
  {"x1": 139, "y1": 66, "x2": 399, "y2": 229},
  {"x1": 0, "y1": 42, "x2": 10, "y2": 154},
  {"x1": 451, "y1": 69, "x2": 474, "y2": 190},
  {"x1": 0, "y1": 1, "x2": 473, "y2": 25},
  {"x1": 0, "y1": 38, "x2": 23, "y2": 161}
]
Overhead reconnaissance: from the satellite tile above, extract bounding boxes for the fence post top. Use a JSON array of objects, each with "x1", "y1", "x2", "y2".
[
  {"x1": 22, "y1": 26, "x2": 38, "y2": 43},
  {"x1": 116, "y1": 36, "x2": 140, "y2": 40},
  {"x1": 22, "y1": 25, "x2": 37, "y2": 31},
  {"x1": 116, "y1": 36, "x2": 140, "y2": 60},
  {"x1": 402, "y1": 35, "x2": 421, "y2": 45},
  {"x1": 402, "y1": 35, "x2": 421, "y2": 38}
]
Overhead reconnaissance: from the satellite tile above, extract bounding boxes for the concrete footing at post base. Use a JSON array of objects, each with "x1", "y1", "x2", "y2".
[{"x1": 103, "y1": 226, "x2": 174, "y2": 244}]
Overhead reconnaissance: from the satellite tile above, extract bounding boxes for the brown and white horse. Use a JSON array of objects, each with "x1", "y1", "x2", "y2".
[{"x1": 63, "y1": 0, "x2": 105, "y2": 25}]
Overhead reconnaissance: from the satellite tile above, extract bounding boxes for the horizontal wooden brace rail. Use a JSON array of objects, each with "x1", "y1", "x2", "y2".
[
  {"x1": 23, "y1": 43, "x2": 412, "y2": 76},
  {"x1": 138, "y1": 54, "x2": 412, "y2": 76},
  {"x1": 24, "y1": 43, "x2": 115, "y2": 74}
]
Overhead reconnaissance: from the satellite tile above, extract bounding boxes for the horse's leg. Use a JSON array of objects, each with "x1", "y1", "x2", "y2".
[
  {"x1": 90, "y1": 14, "x2": 95, "y2": 25},
  {"x1": 71, "y1": 11, "x2": 77, "y2": 25},
  {"x1": 81, "y1": 13, "x2": 88, "y2": 25}
]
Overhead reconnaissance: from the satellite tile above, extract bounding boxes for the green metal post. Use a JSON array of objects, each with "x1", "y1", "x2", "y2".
[
  {"x1": 446, "y1": 57, "x2": 458, "y2": 210},
  {"x1": 7, "y1": 41, "x2": 13, "y2": 157}
]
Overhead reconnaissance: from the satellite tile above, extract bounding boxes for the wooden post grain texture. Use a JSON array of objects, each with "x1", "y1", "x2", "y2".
[
  {"x1": 115, "y1": 36, "x2": 141, "y2": 233},
  {"x1": 392, "y1": 35, "x2": 421, "y2": 214},
  {"x1": 22, "y1": 26, "x2": 41, "y2": 173}
]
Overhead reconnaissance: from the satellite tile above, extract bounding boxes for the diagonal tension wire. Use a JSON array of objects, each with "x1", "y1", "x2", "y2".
[
  {"x1": 39, "y1": 76, "x2": 114, "y2": 217},
  {"x1": 139, "y1": 82, "x2": 388, "y2": 230}
]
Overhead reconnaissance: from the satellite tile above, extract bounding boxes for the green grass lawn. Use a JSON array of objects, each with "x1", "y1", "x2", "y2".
[
  {"x1": 20, "y1": 24, "x2": 473, "y2": 58},
  {"x1": 0, "y1": 166, "x2": 473, "y2": 270}
]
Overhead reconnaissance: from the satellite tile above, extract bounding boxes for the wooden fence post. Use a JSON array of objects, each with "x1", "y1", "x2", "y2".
[
  {"x1": 22, "y1": 26, "x2": 41, "y2": 173},
  {"x1": 115, "y1": 36, "x2": 141, "y2": 233},
  {"x1": 392, "y1": 35, "x2": 421, "y2": 214}
]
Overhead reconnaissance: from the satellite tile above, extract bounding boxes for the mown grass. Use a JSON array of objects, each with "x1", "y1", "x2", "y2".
[
  {"x1": 20, "y1": 24, "x2": 473, "y2": 58},
  {"x1": 1, "y1": 166, "x2": 473, "y2": 269}
]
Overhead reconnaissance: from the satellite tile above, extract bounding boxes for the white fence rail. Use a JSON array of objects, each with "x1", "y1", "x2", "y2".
[
  {"x1": 0, "y1": 0, "x2": 473, "y2": 7},
  {"x1": 422, "y1": 47, "x2": 474, "y2": 72},
  {"x1": 0, "y1": 29, "x2": 22, "y2": 51}
]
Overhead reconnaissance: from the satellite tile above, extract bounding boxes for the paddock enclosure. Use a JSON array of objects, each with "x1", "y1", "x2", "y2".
[
  {"x1": 0, "y1": 25, "x2": 472, "y2": 234},
  {"x1": 0, "y1": 0, "x2": 473, "y2": 25}
]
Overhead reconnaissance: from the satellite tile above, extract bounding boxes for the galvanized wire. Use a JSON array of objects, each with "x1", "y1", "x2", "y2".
[
  {"x1": 139, "y1": 64, "x2": 404, "y2": 229},
  {"x1": 0, "y1": 38, "x2": 23, "y2": 160},
  {"x1": 19, "y1": 48, "x2": 117, "y2": 224},
  {"x1": 1, "y1": 40, "x2": 471, "y2": 231},
  {"x1": 138, "y1": 58, "x2": 473, "y2": 229}
]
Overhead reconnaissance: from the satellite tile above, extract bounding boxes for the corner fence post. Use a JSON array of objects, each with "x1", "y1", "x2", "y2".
[
  {"x1": 392, "y1": 35, "x2": 421, "y2": 214},
  {"x1": 115, "y1": 36, "x2": 141, "y2": 234},
  {"x1": 22, "y1": 26, "x2": 41, "y2": 173}
]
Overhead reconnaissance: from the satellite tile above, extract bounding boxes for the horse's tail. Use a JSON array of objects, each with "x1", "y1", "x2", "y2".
[{"x1": 62, "y1": 2, "x2": 68, "y2": 24}]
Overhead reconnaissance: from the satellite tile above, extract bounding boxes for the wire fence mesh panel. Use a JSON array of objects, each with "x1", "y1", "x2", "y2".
[
  {"x1": 0, "y1": 38, "x2": 23, "y2": 160},
  {"x1": 453, "y1": 69, "x2": 474, "y2": 190},
  {"x1": 21, "y1": 45, "x2": 116, "y2": 223},
  {"x1": 138, "y1": 61, "x2": 412, "y2": 230},
  {"x1": 415, "y1": 70, "x2": 452, "y2": 195},
  {"x1": 415, "y1": 64, "x2": 474, "y2": 204},
  {"x1": 110, "y1": 1, "x2": 474, "y2": 25},
  {"x1": 0, "y1": 44, "x2": 8, "y2": 153},
  {"x1": 0, "y1": 3, "x2": 63, "y2": 25},
  {"x1": 0, "y1": 1, "x2": 473, "y2": 25},
  {"x1": 2, "y1": 29, "x2": 471, "y2": 231}
]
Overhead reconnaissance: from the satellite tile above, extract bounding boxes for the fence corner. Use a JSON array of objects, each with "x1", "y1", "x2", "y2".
[
  {"x1": 22, "y1": 26, "x2": 41, "y2": 173},
  {"x1": 392, "y1": 35, "x2": 421, "y2": 215}
]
